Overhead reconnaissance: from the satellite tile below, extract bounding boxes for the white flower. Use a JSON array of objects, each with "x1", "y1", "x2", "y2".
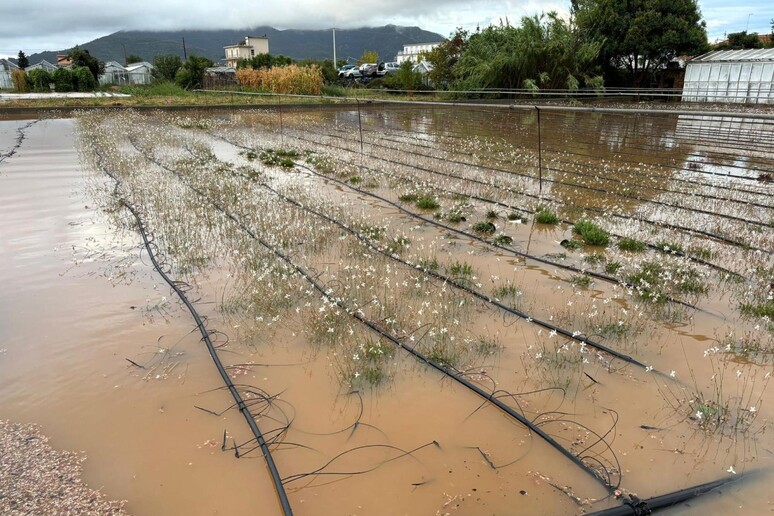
[
  {"x1": 670, "y1": 370, "x2": 676, "y2": 378},
  {"x1": 750, "y1": 406, "x2": 757, "y2": 413},
  {"x1": 696, "y1": 410, "x2": 704, "y2": 420},
  {"x1": 645, "y1": 366, "x2": 653, "y2": 372},
  {"x1": 727, "y1": 466, "x2": 736, "y2": 475}
]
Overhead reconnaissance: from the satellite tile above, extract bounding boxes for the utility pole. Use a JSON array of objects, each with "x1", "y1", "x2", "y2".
[
  {"x1": 746, "y1": 13, "x2": 752, "y2": 33},
  {"x1": 333, "y1": 28, "x2": 337, "y2": 67},
  {"x1": 182, "y1": 37, "x2": 188, "y2": 60}
]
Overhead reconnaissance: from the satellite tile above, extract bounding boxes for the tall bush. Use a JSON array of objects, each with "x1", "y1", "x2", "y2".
[
  {"x1": 51, "y1": 68, "x2": 74, "y2": 92},
  {"x1": 73, "y1": 66, "x2": 97, "y2": 91},
  {"x1": 11, "y1": 69, "x2": 29, "y2": 93},
  {"x1": 27, "y1": 69, "x2": 52, "y2": 92}
]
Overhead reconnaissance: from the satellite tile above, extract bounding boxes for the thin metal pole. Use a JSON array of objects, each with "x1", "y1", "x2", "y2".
[
  {"x1": 278, "y1": 95, "x2": 284, "y2": 145},
  {"x1": 535, "y1": 106, "x2": 542, "y2": 196},
  {"x1": 356, "y1": 98, "x2": 364, "y2": 156}
]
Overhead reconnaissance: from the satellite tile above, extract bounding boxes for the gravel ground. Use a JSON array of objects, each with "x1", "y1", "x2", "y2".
[{"x1": 0, "y1": 420, "x2": 128, "y2": 515}]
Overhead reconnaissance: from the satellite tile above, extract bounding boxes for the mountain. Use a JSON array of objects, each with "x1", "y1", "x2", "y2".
[{"x1": 25, "y1": 25, "x2": 446, "y2": 65}]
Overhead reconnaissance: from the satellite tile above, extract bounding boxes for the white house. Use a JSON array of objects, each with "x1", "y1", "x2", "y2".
[
  {"x1": 224, "y1": 36, "x2": 270, "y2": 67},
  {"x1": 396, "y1": 42, "x2": 443, "y2": 64}
]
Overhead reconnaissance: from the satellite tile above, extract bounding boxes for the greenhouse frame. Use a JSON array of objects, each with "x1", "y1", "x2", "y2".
[{"x1": 682, "y1": 48, "x2": 774, "y2": 104}]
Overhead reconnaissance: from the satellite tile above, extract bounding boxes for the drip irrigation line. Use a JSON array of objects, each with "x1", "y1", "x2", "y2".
[
  {"x1": 134, "y1": 143, "x2": 622, "y2": 494},
  {"x1": 90, "y1": 147, "x2": 293, "y2": 516},
  {"x1": 353, "y1": 124, "x2": 774, "y2": 211},
  {"x1": 305, "y1": 122, "x2": 774, "y2": 234},
  {"x1": 0, "y1": 120, "x2": 38, "y2": 166},
  {"x1": 283, "y1": 127, "x2": 769, "y2": 254},
  {"x1": 586, "y1": 470, "x2": 759, "y2": 515},
  {"x1": 345, "y1": 109, "x2": 774, "y2": 196},
  {"x1": 142, "y1": 140, "x2": 665, "y2": 375},
  {"x1": 233, "y1": 168, "x2": 655, "y2": 371},
  {"x1": 203, "y1": 129, "x2": 729, "y2": 301},
  {"x1": 395, "y1": 108, "x2": 774, "y2": 177}
]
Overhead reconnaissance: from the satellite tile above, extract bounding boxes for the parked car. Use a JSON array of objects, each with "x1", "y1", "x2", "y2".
[
  {"x1": 383, "y1": 62, "x2": 400, "y2": 74},
  {"x1": 360, "y1": 63, "x2": 389, "y2": 78},
  {"x1": 337, "y1": 64, "x2": 358, "y2": 78}
]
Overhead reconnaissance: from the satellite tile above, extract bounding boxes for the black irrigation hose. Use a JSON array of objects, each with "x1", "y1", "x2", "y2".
[
  {"x1": 313, "y1": 122, "x2": 774, "y2": 233},
  {"x1": 343, "y1": 120, "x2": 774, "y2": 210},
  {"x1": 207, "y1": 130, "x2": 716, "y2": 308},
  {"x1": 0, "y1": 120, "x2": 38, "y2": 165},
  {"x1": 132, "y1": 141, "x2": 621, "y2": 494},
  {"x1": 92, "y1": 149, "x2": 293, "y2": 516},
  {"x1": 232, "y1": 169, "x2": 654, "y2": 371},
  {"x1": 279, "y1": 125, "x2": 770, "y2": 254},
  {"x1": 586, "y1": 470, "x2": 759, "y2": 515}
]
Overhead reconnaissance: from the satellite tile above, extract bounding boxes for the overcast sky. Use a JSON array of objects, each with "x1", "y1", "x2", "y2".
[{"x1": 1, "y1": 0, "x2": 772, "y2": 60}]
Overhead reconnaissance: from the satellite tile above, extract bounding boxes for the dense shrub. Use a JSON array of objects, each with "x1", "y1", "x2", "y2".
[
  {"x1": 237, "y1": 65, "x2": 324, "y2": 95},
  {"x1": 51, "y1": 68, "x2": 74, "y2": 92},
  {"x1": 72, "y1": 66, "x2": 97, "y2": 91},
  {"x1": 27, "y1": 69, "x2": 52, "y2": 92}
]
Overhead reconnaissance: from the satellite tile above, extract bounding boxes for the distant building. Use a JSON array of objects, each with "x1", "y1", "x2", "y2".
[
  {"x1": 224, "y1": 36, "x2": 270, "y2": 67},
  {"x1": 56, "y1": 54, "x2": 72, "y2": 67},
  {"x1": 203, "y1": 66, "x2": 237, "y2": 88},
  {"x1": 124, "y1": 61, "x2": 154, "y2": 85},
  {"x1": 99, "y1": 61, "x2": 129, "y2": 85},
  {"x1": 682, "y1": 48, "x2": 774, "y2": 104},
  {"x1": 396, "y1": 42, "x2": 443, "y2": 64},
  {"x1": 26, "y1": 60, "x2": 58, "y2": 72},
  {"x1": 0, "y1": 58, "x2": 20, "y2": 89}
]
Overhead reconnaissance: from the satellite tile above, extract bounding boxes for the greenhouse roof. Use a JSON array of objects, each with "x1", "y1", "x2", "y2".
[{"x1": 692, "y1": 48, "x2": 774, "y2": 63}]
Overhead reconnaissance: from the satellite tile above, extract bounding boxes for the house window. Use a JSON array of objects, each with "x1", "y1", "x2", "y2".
[{"x1": 251, "y1": 49, "x2": 255, "y2": 56}]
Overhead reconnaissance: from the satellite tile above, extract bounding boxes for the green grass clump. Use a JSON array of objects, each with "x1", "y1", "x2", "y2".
[
  {"x1": 447, "y1": 261, "x2": 474, "y2": 278},
  {"x1": 472, "y1": 221, "x2": 496, "y2": 234},
  {"x1": 476, "y1": 337, "x2": 500, "y2": 356},
  {"x1": 360, "y1": 224, "x2": 385, "y2": 241},
  {"x1": 445, "y1": 211, "x2": 466, "y2": 223},
  {"x1": 584, "y1": 252, "x2": 606, "y2": 265},
  {"x1": 571, "y1": 274, "x2": 592, "y2": 288},
  {"x1": 618, "y1": 237, "x2": 646, "y2": 252},
  {"x1": 573, "y1": 220, "x2": 610, "y2": 247},
  {"x1": 398, "y1": 193, "x2": 418, "y2": 203},
  {"x1": 626, "y1": 261, "x2": 707, "y2": 301},
  {"x1": 535, "y1": 208, "x2": 559, "y2": 225},
  {"x1": 486, "y1": 209, "x2": 499, "y2": 219},
  {"x1": 385, "y1": 236, "x2": 410, "y2": 254},
  {"x1": 418, "y1": 257, "x2": 440, "y2": 271},
  {"x1": 349, "y1": 175, "x2": 362, "y2": 185},
  {"x1": 739, "y1": 300, "x2": 774, "y2": 319},
  {"x1": 260, "y1": 149, "x2": 299, "y2": 169},
  {"x1": 655, "y1": 241, "x2": 684, "y2": 254},
  {"x1": 493, "y1": 234, "x2": 513, "y2": 245},
  {"x1": 492, "y1": 281, "x2": 522, "y2": 299},
  {"x1": 605, "y1": 261, "x2": 623, "y2": 274},
  {"x1": 560, "y1": 239, "x2": 583, "y2": 251},
  {"x1": 416, "y1": 195, "x2": 440, "y2": 210},
  {"x1": 508, "y1": 212, "x2": 525, "y2": 222}
]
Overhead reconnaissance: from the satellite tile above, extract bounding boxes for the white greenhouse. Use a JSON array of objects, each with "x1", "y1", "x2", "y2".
[{"x1": 682, "y1": 48, "x2": 774, "y2": 104}]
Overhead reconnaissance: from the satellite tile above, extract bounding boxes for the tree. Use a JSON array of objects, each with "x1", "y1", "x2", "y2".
[
  {"x1": 453, "y1": 13, "x2": 603, "y2": 92},
  {"x1": 237, "y1": 53, "x2": 294, "y2": 70},
  {"x1": 175, "y1": 55, "x2": 214, "y2": 89},
  {"x1": 422, "y1": 28, "x2": 468, "y2": 89},
  {"x1": 17, "y1": 51, "x2": 29, "y2": 70},
  {"x1": 717, "y1": 31, "x2": 762, "y2": 49},
  {"x1": 575, "y1": 0, "x2": 709, "y2": 86},
  {"x1": 152, "y1": 54, "x2": 182, "y2": 82},
  {"x1": 68, "y1": 47, "x2": 103, "y2": 82},
  {"x1": 357, "y1": 50, "x2": 379, "y2": 65},
  {"x1": 383, "y1": 60, "x2": 425, "y2": 90},
  {"x1": 126, "y1": 54, "x2": 143, "y2": 65}
]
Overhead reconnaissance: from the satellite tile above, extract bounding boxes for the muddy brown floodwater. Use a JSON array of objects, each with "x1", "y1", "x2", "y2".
[{"x1": 1, "y1": 107, "x2": 773, "y2": 515}]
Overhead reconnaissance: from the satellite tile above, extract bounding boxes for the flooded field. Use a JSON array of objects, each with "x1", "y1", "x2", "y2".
[{"x1": 1, "y1": 104, "x2": 773, "y2": 515}]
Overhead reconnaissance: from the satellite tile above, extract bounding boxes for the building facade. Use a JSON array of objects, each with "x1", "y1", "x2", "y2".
[
  {"x1": 224, "y1": 36, "x2": 270, "y2": 67},
  {"x1": 396, "y1": 42, "x2": 443, "y2": 64}
]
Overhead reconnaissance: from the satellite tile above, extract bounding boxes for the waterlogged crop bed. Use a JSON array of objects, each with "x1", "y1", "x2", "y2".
[{"x1": 2, "y1": 105, "x2": 773, "y2": 515}]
